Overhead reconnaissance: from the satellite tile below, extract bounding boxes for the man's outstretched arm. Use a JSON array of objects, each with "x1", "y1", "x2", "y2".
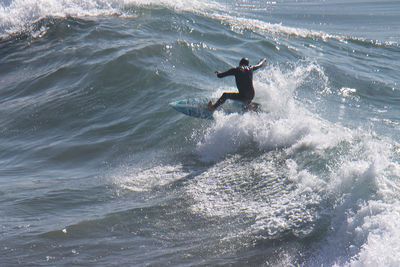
[
  {"x1": 252, "y1": 58, "x2": 267, "y2": 71},
  {"x1": 215, "y1": 68, "x2": 236, "y2": 78}
]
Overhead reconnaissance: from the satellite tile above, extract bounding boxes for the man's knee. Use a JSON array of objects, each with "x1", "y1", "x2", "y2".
[
  {"x1": 223, "y1": 93, "x2": 238, "y2": 100},
  {"x1": 221, "y1": 93, "x2": 231, "y2": 99}
]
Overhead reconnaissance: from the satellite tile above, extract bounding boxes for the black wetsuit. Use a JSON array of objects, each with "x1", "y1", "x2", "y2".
[{"x1": 214, "y1": 64, "x2": 262, "y2": 109}]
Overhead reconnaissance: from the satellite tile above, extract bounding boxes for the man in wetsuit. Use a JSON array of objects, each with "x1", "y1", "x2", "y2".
[{"x1": 208, "y1": 57, "x2": 266, "y2": 111}]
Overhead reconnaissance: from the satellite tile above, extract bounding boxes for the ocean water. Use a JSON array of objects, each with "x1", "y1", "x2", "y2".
[{"x1": 1, "y1": 0, "x2": 400, "y2": 266}]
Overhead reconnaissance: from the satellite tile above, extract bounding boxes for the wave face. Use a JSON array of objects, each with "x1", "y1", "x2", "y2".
[{"x1": 1, "y1": 0, "x2": 400, "y2": 266}]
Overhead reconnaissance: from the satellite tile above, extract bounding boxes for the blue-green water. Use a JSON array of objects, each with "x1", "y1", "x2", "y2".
[{"x1": 1, "y1": 0, "x2": 400, "y2": 266}]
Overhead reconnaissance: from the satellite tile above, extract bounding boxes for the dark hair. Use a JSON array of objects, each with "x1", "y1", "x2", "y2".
[{"x1": 239, "y1": 57, "x2": 249, "y2": 66}]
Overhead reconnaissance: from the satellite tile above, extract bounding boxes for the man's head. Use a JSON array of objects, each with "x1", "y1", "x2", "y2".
[{"x1": 239, "y1": 57, "x2": 249, "y2": 66}]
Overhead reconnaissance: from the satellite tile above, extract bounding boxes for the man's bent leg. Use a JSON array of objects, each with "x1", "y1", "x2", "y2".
[{"x1": 210, "y1": 93, "x2": 241, "y2": 110}]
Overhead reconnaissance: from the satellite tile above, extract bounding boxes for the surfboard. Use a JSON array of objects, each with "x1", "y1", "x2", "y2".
[{"x1": 169, "y1": 97, "x2": 261, "y2": 119}]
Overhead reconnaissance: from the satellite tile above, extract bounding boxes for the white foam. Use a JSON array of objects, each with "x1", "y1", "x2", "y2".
[
  {"x1": 189, "y1": 117, "x2": 400, "y2": 264},
  {"x1": 0, "y1": 0, "x2": 344, "y2": 46},
  {"x1": 0, "y1": 0, "x2": 121, "y2": 37},
  {"x1": 0, "y1": 0, "x2": 224, "y2": 37},
  {"x1": 189, "y1": 60, "x2": 400, "y2": 265},
  {"x1": 124, "y1": 0, "x2": 224, "y2": 13},
  {"x1": 2, "y1": 0, "x2": 395, "y2": 52},
  {"x1": 215, "y1": 13, "x2": 338, "y2": 41},
  {"x1": 345, "y1": 201, "x2": 400, "y2": 267},
  {"x1": 186, "y1": 151, "x2": 327, "y2": 241},
  {"x1": 209, "y1": 9, "x2": 398, "y2": 48},
  {"x1": 296, "y1": 129, "x2": 400, "y2": 266},
  {"x1": 111, "y1": 164, "x2": 188, "y2": 193}
]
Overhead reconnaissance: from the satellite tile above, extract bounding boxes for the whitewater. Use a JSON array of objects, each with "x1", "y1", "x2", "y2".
[{"x1": 1, "y1": 0, "x2": 400, "y2": 266}]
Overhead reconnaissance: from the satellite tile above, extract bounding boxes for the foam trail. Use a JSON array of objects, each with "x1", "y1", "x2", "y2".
[{"x1": 111, "y1": 164, "x2": 189, "y2": 193}]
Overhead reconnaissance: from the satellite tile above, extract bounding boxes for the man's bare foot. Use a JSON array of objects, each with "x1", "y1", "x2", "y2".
[{"x1": 207, "y1": 101, "x2": 215, "y2": 111}]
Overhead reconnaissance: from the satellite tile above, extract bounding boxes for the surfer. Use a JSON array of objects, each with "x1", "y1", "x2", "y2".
[{"x1": 208, "y1": 57, "x2": 266, "y2": 111}]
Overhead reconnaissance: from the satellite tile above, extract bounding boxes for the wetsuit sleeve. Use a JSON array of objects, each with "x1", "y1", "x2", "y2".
[
  {"x1": 251, "y1": 58, "x2": 266, "y2": 71},
  {"x1": 217, "y1": 68, "x2": 236, "y2": 78}
]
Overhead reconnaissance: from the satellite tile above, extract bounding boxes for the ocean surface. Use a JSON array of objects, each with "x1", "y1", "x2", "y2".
[{"x1": 1, "y1": 0, "x2": 400, "y2": 266}]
